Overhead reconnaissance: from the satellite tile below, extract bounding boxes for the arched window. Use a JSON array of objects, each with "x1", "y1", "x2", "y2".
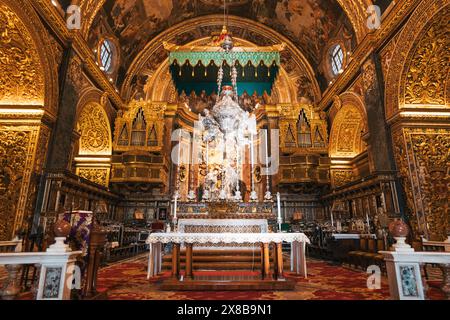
[
  {"x1": 100, "y1": 39, "x2": 113, "y2": 72},
  {"x1": 331, "y1": 44, "x2": 344, "y2": 76}
]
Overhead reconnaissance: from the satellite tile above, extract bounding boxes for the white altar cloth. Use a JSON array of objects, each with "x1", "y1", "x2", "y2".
[
  {"x1": 177, "y1": 219, "x2": 269, "y2": 233},
  {"x1": 146, "y1": 232, "x2": 310, "y2": 279}
]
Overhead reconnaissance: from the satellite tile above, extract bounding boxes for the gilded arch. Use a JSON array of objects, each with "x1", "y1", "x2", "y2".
[
  {"x1": 329, "y1": 92, "x2": 367, "y2": 158},
  {"x1": 384, "y1": 0, "x2": 450, "y2": 120},
  {"x1": 0, "y1": 0, "x2": 58, "y2": 111},
  {"x1": 123, "y1": 15, "x2": 321, "y2": 105},
  {"x1": 144, "y1": 37, "x2": 297, "y2": 105}
]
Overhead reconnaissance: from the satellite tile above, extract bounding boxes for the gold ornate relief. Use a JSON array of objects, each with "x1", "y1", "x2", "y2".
[
  {"x1": 0, "y1": 4, "x2": 44, "y2": 105},
  {"x1": 0, "y1": 128, "x2": 38, "y2": 240},
  {"x1": 329, "y1": 104, "x2": 365, "y2": 158},
  {"x1": 403, "y1": 7, "x2": 450, "y2": 105},
  {"x1": 68, "y1": 57, "x2": 89, "y2": 94},
  {"x1": 332, "y1": 170, "x2": 354, "y2": 188},
  {"x1": 385, "y1": 1, "x2": 450, "y2": 120},
  {"x1": 392, "y1": 128, "x2": 450, "y2": 241},
  {"x1": 78, "y1": 102, "x2": 112, "y2": 155},
  {"x1": 362, "y1": 59, "x2": 376, "y2": 94},
  {"x1": 77, "y1": 168, "x2": 109, "y2": 187},
  {"x1": 409, "y1": 132, "x2": 449, "y2": 241}
]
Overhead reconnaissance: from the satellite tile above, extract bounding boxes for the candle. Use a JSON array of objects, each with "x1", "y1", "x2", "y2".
[
  {"x1": 250, "y1": 135, "x2": 254, "y2": 168},
  {"x1": 206, "y1": 141, "x2": 209, "y2": 167},
  {"x1": 331, "y1": 212, "x2": 334, "y2": 227},
  {"x1": 366, "y1": 213, "x2": 370, "y2": 233},
  {"x1": 173, "y1": 193, "x2": 178, "y2": 220},
  {"x1": 276, "y1": 192, "x2": 282, "y2": 231},
  {"x1": 265, "y1": 129, "x2": 269, "y2": 168}
]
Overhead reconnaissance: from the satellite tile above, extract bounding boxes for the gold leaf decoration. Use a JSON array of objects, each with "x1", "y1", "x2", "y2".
[
  {"x1": 77, "y1": 168, "x2": 109, "y2": 187},
  {"x1": 332, "y1": 170, "x2": 354, "y2": 188},
  {"x1": 0, "y1": 130, "x2": 31, "y2": 240},
  {"x1": 0, "y1": 4, "x2": 44, "y2": 105},
  {"x1": 78, "y1": 103, "x2": 112, "y2": 155},
  {"x1": 404, "y1": 8, "x2": 450, "y2": 105}
]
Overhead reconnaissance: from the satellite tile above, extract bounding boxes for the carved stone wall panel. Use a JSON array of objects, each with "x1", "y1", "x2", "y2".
[
  {"x1": 0, "y1": 126, "x2": 40, "y2": 240},
  {"x1": 68, "y1": 57, "x2": 90, "y2": 96},
  {"x1": 392, "y1": 129, "x2": 422, "y2": 237},
  {"x1": 24, "y1": 125, "x2": 51, "y2": 233},
  {"x1": 392, "y1": 128, "x2": 450, "y2": 241},
  {"x1": 402, "y1": 7, "x2": 450, "y2": 105},
  {"x1": 384, "y1": 0, "x2": 450, "y2": 120},
  {"x1": 380, "y1": 30, "x2": 402, "y2": 81},
  {"x1": 76, "y1": 167, "x2": 110, "y2": 187},
  {"x1": 78, "y1": 102, "x2": 112, "y2": 155},
  {"x1": 409, "y1": 131, "x2": 449, "y2": 241},
  {"x1": 0, "y1": 4, "x2": 44, "y2": 105},
  {"x1": 329, "y1": 104, "x2": 365, "y2": 158},
  {"x1": 331, "y1": 170, "x2": 354, "y2": 188}
]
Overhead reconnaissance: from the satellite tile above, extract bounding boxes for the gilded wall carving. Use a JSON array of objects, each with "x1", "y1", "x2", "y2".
[
  {"x1": 409, "y1": 131, "x2": 449, "y2": 241},
  {"x1": 362, "y1": 59, "x2": 376, "y2": 94},
  {"x1": 24, "y1": 126, "x2": 51, "y2": 233},
  {"x1": 384, "y1": 0, "x2": 450, "y2": 119},
  {"x1": 403, "y1": 7, "x2": 450, "y2": 105},
  {"x1": 392, "y1": 128, "x2": 449, "y2": 241},
  {"x1": 329, "y1": 105, "x2": 365, "y2": 158},
  {"x1": 331, "y1": 170, "x2": 354, "y2": 188},
  {"x1": 380, "y1": 31, "x2": 402, "y2": 80},
  {"x1": 68, "y1": 57, "x2": 89, "y2": 94},
  {"x1": 0, "y1": 4, "x2": 44, "y2": 105},
  {"x1": 77, "y1": 168, "x2": 109, "y2": 187},
  {"x1": 78, "y1": 102, "x2": 112, "y2": 155},
  {"x1": 0, "y1": 128, "x2": 37, "y2": 240},
  {"x1": 391, "y1": 129, "x2": 423, "y2": 238}
]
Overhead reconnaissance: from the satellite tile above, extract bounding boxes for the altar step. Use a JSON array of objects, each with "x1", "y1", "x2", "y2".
[{"x1": 162, "y1": 250, "x2": 290, "y2": 271}]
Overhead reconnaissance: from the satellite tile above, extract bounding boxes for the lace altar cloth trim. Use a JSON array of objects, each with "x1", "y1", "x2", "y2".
[
  {"x1": 177, "y1": 219, "x2": 268, "y2": 234},
  {"x1": 146, "y1": 233, "x2": 310, "y2": 244}
]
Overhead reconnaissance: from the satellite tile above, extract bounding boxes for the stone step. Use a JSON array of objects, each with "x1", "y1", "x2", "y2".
[
  {"x1": 162, "y1": 261, "x2": 268, "y2": 270},
  {"x1": 161, "y1": 249, "x2": 290, "y2": 270}
]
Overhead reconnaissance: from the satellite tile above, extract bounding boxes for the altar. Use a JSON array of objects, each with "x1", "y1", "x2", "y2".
[
  {"x1": 146, "y1": 232, "x2": 309, "y2": 290},
  {"x1": 177, "y1": 218, "x2": 268, "y2": 250}
]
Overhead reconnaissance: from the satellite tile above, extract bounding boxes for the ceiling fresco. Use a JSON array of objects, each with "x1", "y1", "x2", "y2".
[{"x1": 89, "y1": 0, "x2": 355, "y2": 72}]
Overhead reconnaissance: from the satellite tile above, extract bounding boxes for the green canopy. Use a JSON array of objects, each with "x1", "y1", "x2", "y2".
[{"x1": 169, "y1": 51, "x2": 280, "y2": 67}]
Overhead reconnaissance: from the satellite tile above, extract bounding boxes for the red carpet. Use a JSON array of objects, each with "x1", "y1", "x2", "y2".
[{"x1": 95, "y1": 255, "x2": 446, "y2": 300}]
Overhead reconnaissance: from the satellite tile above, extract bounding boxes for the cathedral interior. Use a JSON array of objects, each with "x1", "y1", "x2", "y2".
[{"x1": 0, "y1": 0, "x2": 449, "y2": 302}]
